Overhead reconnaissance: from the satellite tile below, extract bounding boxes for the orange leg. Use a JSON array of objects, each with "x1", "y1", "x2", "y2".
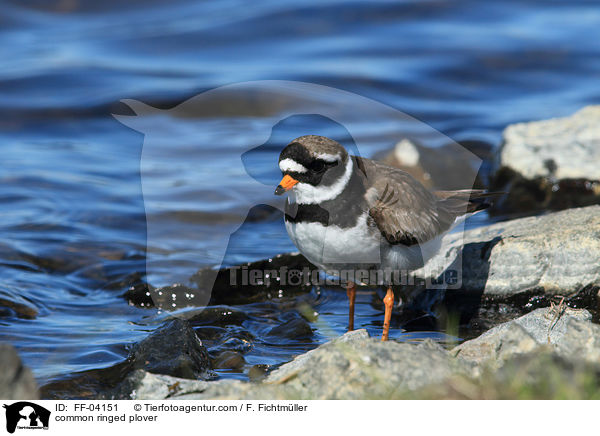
[
  {"x1": 381, "y1": 287, "x2": 394, "y2": 341},
  {"x1": 346, "y1": 281, "x2": 356, "y2": 331}
]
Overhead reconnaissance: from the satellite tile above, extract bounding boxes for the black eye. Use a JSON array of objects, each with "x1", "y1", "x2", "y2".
[{"x1": 310, "y1": 160, "x2": 326, "y2": 173}]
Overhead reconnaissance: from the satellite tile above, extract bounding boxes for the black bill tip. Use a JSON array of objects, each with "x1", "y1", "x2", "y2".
[{"x1": 274, "y1": 185, "x2": 286, "y2": 195}]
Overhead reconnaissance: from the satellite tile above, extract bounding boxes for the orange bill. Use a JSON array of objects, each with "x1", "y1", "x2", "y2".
[{"x1": 274, "y1": 174, "x2": 299, "y2": 195}]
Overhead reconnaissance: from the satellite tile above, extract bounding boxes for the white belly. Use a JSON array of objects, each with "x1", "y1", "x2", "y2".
[
  {"x1": 285, "y1": 211, "x2": 445, "y2": 284},
  {"x1": 285, "y1": 212, "x2": 382, "y2": 271}
]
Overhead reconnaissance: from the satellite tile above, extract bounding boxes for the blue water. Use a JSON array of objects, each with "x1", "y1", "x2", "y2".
[{"x1": 1, "y1": 0, "x2": 599, "y2": 393}]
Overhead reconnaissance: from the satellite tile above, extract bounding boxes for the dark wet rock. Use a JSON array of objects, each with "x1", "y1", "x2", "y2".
[
  {"x1": 42, "y1": 318, "x2": 214, "y2": 399},
  {"x1": 455, "y1": 304, "x2": 526, "y2": 338},
  {"x1": 102, "y1": 271, "x2": 147, "y2": 291},
  {"x1": 127, "y1": 318, "x2": 212, "y2": 380},
  {"x1": 0, "y1": 343, "x2": 39, "y2": 399},
  {"x1": 124, "y1": 283, "x2": 207, "y2": 311},
  {"x1": 193, "y1": 326, "x2": 228, "y2": 342},
  {"x1": 211, "y1": 351, "x2": 246, "y2": 370},
  {"x1": 409, "y1": 205, "x2": 600, "y2": 324},
  {"x1": 152, "y1": 284, "x2": 200, "y2": 310},
  {"x1": 374, "y1": 138, "x2": 491, "y2": 191},
  {"x1": 20, "y1": 250, "x2": 93, "y2": 274},
  {"x1": 41, "y1": 364, "x2": 129, "y2": 399},
  {"x1": 212, "y1": 337, "x2": 253, "y2": 354},
  {"x1": 0, "y1": 295, "x2": 38, "y2": 319},
  {"x1": 122, "y1": 282, "x2": 155, "y2": 308},
  {"x1": 267, "y1": 318, "x2": 313, "y2": 340},
  {"x1": 191, "y1": 252, "x2": 321, "y2": 306},
  {"x1": 452, "y1": 307, "x2": 598, "y2": 368},
  {"x1": 490, "y1": 106, "x2": 600, "y2": 215},
  {"x1": 183, "y1": 305, "x2": 248, "y2": 326}
]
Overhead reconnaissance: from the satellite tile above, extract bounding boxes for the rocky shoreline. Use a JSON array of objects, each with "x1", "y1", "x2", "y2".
[
  {"x1": 3, "y1": 106, "x2": 600, "y2": 400},
  {"x1": 95, "y1": 306, "x2": 600, "y2": 400},
  {"x1": 18, "y1": 203, "x2": 597, "y2": 400},
  {"x1": 117, "y1": 204, "x2": 600, "y2": 400}
]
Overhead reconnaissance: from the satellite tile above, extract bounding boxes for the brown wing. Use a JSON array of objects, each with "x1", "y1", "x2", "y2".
[
  {"x1": 361, "y1": 158, "x2": 500, "y2": 246},
  {"x1": 363, "y1": 159, "x2": 448, "y2": 246}
]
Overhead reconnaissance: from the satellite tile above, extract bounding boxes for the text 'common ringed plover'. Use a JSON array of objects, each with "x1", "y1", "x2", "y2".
[{"x1": 275, "y1": 135, "x2": 499, "y2": 341}]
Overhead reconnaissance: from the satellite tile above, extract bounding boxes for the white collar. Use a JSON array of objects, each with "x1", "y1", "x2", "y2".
[{"x1": 292, "y1": 157, "x2": 353, "y2": 205}]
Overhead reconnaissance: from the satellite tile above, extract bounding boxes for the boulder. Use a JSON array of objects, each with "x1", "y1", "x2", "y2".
[
  {"x1": 491, "y1": 106, "x2": 600, "y2": 214},
  {"x1": 126, "y1": 318, "x2": 213, "y2": 380},
  {"x1": 123, "y1": 330, "x2": 468, "y2": 400},
  {"x1": 451, "y1": 307, "x2": 597, "y2": 366},
  {"x1": 412, "y1": 205, "x2": 600, "y2": 320},
  {"x1": 42, "y1": 318, "x2": 214, "y2": 399}
]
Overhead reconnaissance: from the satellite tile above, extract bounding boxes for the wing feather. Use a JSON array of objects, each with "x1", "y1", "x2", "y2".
[{"x1": 360, "y1": 158, "x2": 501, "y2": 246}]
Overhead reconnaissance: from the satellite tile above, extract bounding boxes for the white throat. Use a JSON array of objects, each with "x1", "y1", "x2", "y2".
[{"x1": 292, "y1": 157, "x2": 353, "y2": 204}]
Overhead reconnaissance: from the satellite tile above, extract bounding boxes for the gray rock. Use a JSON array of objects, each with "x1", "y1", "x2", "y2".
[
  {"x1": 555, "y1": 317, "x2": 600, "y2": 362},
  {"x1": 415, "y1": 205, "x2": 600, "y2": 302},
  {"x1": 412, "y1": 349, "x2": 600, "y2": 400},
  {"x1": 332, "y1": 328, "x2": 370, "y2": 343},
  {"x1": 0, "y1": 343, "x2": 39, "y2": 399},
  {"x1": 112, "y1": 329, "x2": 468, "y2": 400},
  {"x1": 491, "y1": 106, "x2": 600, "y2": 213},
  {"x1": 109, "y1": 369, "x2": 260, "y2": 400},
  {"x1": 176, "y1": 330, "x2": 467, "y2": 400},
  {"x1": 247, "y1": 364, "x2": 270, "y2": 382},
  {"x1": 452, "y1": 307, "x2": 598, "y2": 367},
  {"x1": 263, "y1": 337, "x2": 462, "y2": 398},
  {"x1": 113, "y1": 370, "x2": 213, "y2": 400},
  {"x1": 263, "y1": 328, "x2": 369, "y2": 380}
]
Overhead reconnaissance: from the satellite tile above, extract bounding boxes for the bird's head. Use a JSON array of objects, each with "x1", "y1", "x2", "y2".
[{"x1": 275, "y1": 135, "x2": 349, "y2": 198}]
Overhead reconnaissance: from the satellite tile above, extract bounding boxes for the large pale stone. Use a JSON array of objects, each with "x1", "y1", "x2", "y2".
[{"x1": 491, "y1": 106, "x2": 600, "y2": 213}]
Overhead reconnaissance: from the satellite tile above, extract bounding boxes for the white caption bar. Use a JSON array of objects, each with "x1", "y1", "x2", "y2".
[{"x1": 0, "y1": 400, "x2": 592, "y2": 436}]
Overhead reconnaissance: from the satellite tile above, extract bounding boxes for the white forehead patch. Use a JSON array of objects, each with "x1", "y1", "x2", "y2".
[
  {"x1": 313, "y1": 152, "x2": 340, "y2": 162},
  {"x1": 279, "y1": 158, "x2": 307, "y2": 173}
]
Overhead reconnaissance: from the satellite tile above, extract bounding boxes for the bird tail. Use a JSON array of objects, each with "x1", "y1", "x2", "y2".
[{"x1": 434, "y1": 189, "x2": 504, "y2": 222}]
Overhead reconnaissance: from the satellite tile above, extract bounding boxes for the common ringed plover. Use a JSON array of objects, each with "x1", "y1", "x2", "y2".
[{"x1": 275, "y1": 135, "x2": 499, "y2": 341}]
